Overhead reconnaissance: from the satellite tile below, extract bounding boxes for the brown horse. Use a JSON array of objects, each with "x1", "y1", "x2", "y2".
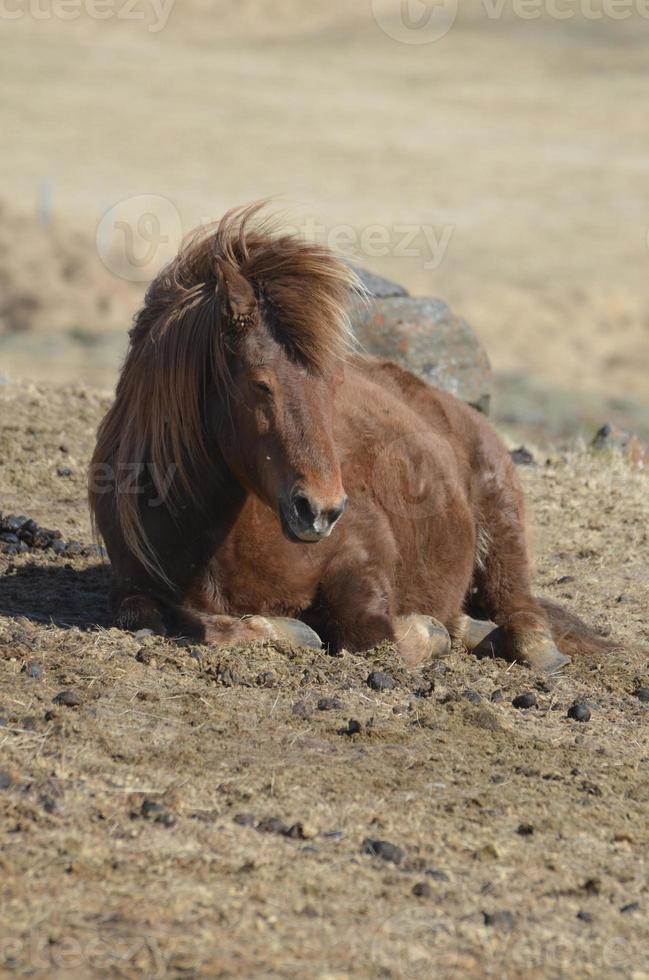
[{"x1": 90, "y1": 205, "x2": 608, "y2": 672}]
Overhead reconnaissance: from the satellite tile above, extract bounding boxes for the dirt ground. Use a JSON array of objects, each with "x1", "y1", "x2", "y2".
[
  {"x1": 1, "y1": 379, "x2": 648, "y2": 979},
  {"x1": 1, "y1": 3, "x2": 649, "y2": 438}
]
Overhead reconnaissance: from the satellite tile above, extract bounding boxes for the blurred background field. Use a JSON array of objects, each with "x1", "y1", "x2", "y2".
[{"x1": 1, "y1": 0, "x2": 648, "y2": 440}]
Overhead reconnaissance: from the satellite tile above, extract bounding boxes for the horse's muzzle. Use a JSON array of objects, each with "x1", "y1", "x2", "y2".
[{"x1": 280, "y1": 490, "x2": 347, "y2": 543}]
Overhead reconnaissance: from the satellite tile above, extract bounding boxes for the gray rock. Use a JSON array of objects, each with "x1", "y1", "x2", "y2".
[
  {"x1": 350, "y1": 265, "x2": 409, "y2": 299},
  {"x1": 349, "y1": 288, "x2": 491, "y2": 413}
]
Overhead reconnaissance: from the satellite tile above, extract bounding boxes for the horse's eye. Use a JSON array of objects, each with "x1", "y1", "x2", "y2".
[{"x1": 253, "y1": 380, "x2": 272, "y2": 397}]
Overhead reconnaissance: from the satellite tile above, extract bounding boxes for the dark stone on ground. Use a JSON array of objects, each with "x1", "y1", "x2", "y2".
[
  {"x1": 140, "y1": 799, "x2": 175, "y2": 826},
  {"x1": 510, "y1": 446, "x2": 535, "y2": 466},
  {"x1": 633, "y1": 687, "x2": 649, "y2": 703},
  {"x1": 233, "y1": 812, "x2": 256, "y2": 827},
  {"x1": 317, "y1": 697, "x2": 343, "y2": 711},
  {"x1": 620, "y1": 902, "x2": 640, "y2": 914},
  {"x1": 53, "y1": 689, "x2": 81, "y2": 707},
  {"x1": 362, "y1": 838, "x2": 405, "y2": 865},
  {"x1": 463, "y1": 690, "x2": 482, "y2": 704},
  {"x1": 425, "y1": 868, "x2": 450, "y2": 882},
  {"x1": 512, "y1": 692, "x2": 537, "y2": 710},
  {"x1": 257, "y1": 817, "x2": 290, "y2": 836},
  {"x1": 256, "y1": 671, "x2": 276, "y2": 688},
  {"x1": 483, "y1": 910, "x2": 516, "y2": 929},
  {"x1": 412, "y1": 881, "x2": 432, "y2": 898},
  {"x1": 367, "y1": 671, "x2": 395, "y2": 692},
  {"x1": 339, "y1": 718, "x2": 362, "y2": 736},
  {"x1": 568, "y1": 703, "x2": 591, "y2": 722},
  {"x1": 517, "y1": 823, "x2": 535, "y2": 836}
]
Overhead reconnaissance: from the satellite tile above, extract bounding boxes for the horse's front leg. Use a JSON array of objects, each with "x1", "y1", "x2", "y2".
[
  {"x1": 115, "y1": 595, "x2": 321, "y2": 649},
  {"x1": 308, "y1": 558, "x2": 450, "y2": 667}
]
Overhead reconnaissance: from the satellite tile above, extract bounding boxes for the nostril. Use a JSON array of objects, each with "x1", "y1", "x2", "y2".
[
  {"x1": 293, "y1": 493, "x2": 317, "y2": 527},
  {"x1": 327, "y1": 505, "x2": 344, "y2": 525}
]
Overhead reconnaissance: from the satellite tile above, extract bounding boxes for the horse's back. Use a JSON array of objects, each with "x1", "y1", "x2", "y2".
[{"x1": 344, "y1": 353, "x2": 481, "y2": 447}]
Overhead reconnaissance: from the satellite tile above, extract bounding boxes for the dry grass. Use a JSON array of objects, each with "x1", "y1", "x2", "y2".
[{"x1": 1, "y1": 381, "x2": 648, "y2": 978}]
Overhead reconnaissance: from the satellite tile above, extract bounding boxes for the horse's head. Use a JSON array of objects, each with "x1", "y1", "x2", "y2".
[{"x1": 215, "y1": 258, "x2": 348, "y2": 543}]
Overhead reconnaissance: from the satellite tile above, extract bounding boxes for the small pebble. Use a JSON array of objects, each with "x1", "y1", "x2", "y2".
[
  {"x1": 53, "y1": 690, "x2": 81, "y2": 707},
  {"x1": 577, "y1": 910, "x2": 593, "y2": 923},
  {"x1": 233, "y1": 812, "x2": 256, "y2": 827},
  {"x1": 483, "y1": 910, "x2": 516, "y2": 929},
  {"x1": 339, "y1": 718, "x2": 362, "y2": 736},
  {"x1": 463, "y1": 690, "x2": 482, "y2": 704},
  {"x1": 21, "y1": 662, "x2": 43, "y2": 680},
  {"x1": 517, "y1": 823, "x2": 534, "y2": 836},
  {"x1": 512, "y1": 692, "x2": 537, "y2": 710},
  {"x1": 412, "y1": 881, "x2": 432, "y2": 898},
  {"x1": 39, "y1": 795, "x2": 56, "y2": 813},
  {"x1": 256, "y1": 671, "x2": 275, "y2": 688},
  {"x1": 367, "y1": 671, "x2": 396, "y2": 692},
  {"x1": 568, "y1": 703, "x2": 591, "y2": 723},
  {"x1": 317, "y1": 697, "x2": 343, "y2": 711},
  {"x1": 257, "y1": 817, "x2": 290, "y2": 836},
  {"x1": 140, "y1": 799, "x2": 175, "y2": 826},
  {"x1": 510, "y1": 447, "x2": 535, "y2": 466},
  {"x1": 361, "y1": 838, "x2": 404, "y2": 865},
  {"x1": 620, "y1": 901, "x2": 640, "y2": 914},
  {"x1": 425, "y1": 868, "x2": 450, "y2": 882},
  {"x1": 218, "y1": 667, "x2": 241, "y2": 687},
  {"x1": 0, "y1": 771, "x2": 12, "y2": 790},
  {"x1": 490, "y1": 689, "x2": 504, "y2": 703},
  {"x1": 633, "y1": 687, "x2": 649, "y2": 703}
]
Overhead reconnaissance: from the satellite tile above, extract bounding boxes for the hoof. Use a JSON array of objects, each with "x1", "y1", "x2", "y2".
[
  {"x1": 455, "y1": 615, "x2": 498, "y2": 651},
  {"x1": 472, "y1": 624, "x2": 571, "y2": 673},
  {"x1": 518, "y1": 634, "x2": 572, "y2": 673},
  {"x1": 116, "y1": 596, "x2": 167, "y2": 636},
  {"x1": 395, "y1": 615, "x2": 451, "y2": 668},
  {"x1": 262, "y1": 617, "x2": 323, "y2": 650}
]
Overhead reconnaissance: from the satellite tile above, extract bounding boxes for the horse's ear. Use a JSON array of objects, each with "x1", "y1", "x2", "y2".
[{"x1": 215, "y1": 259, "x2": 257, "y2": 329}]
